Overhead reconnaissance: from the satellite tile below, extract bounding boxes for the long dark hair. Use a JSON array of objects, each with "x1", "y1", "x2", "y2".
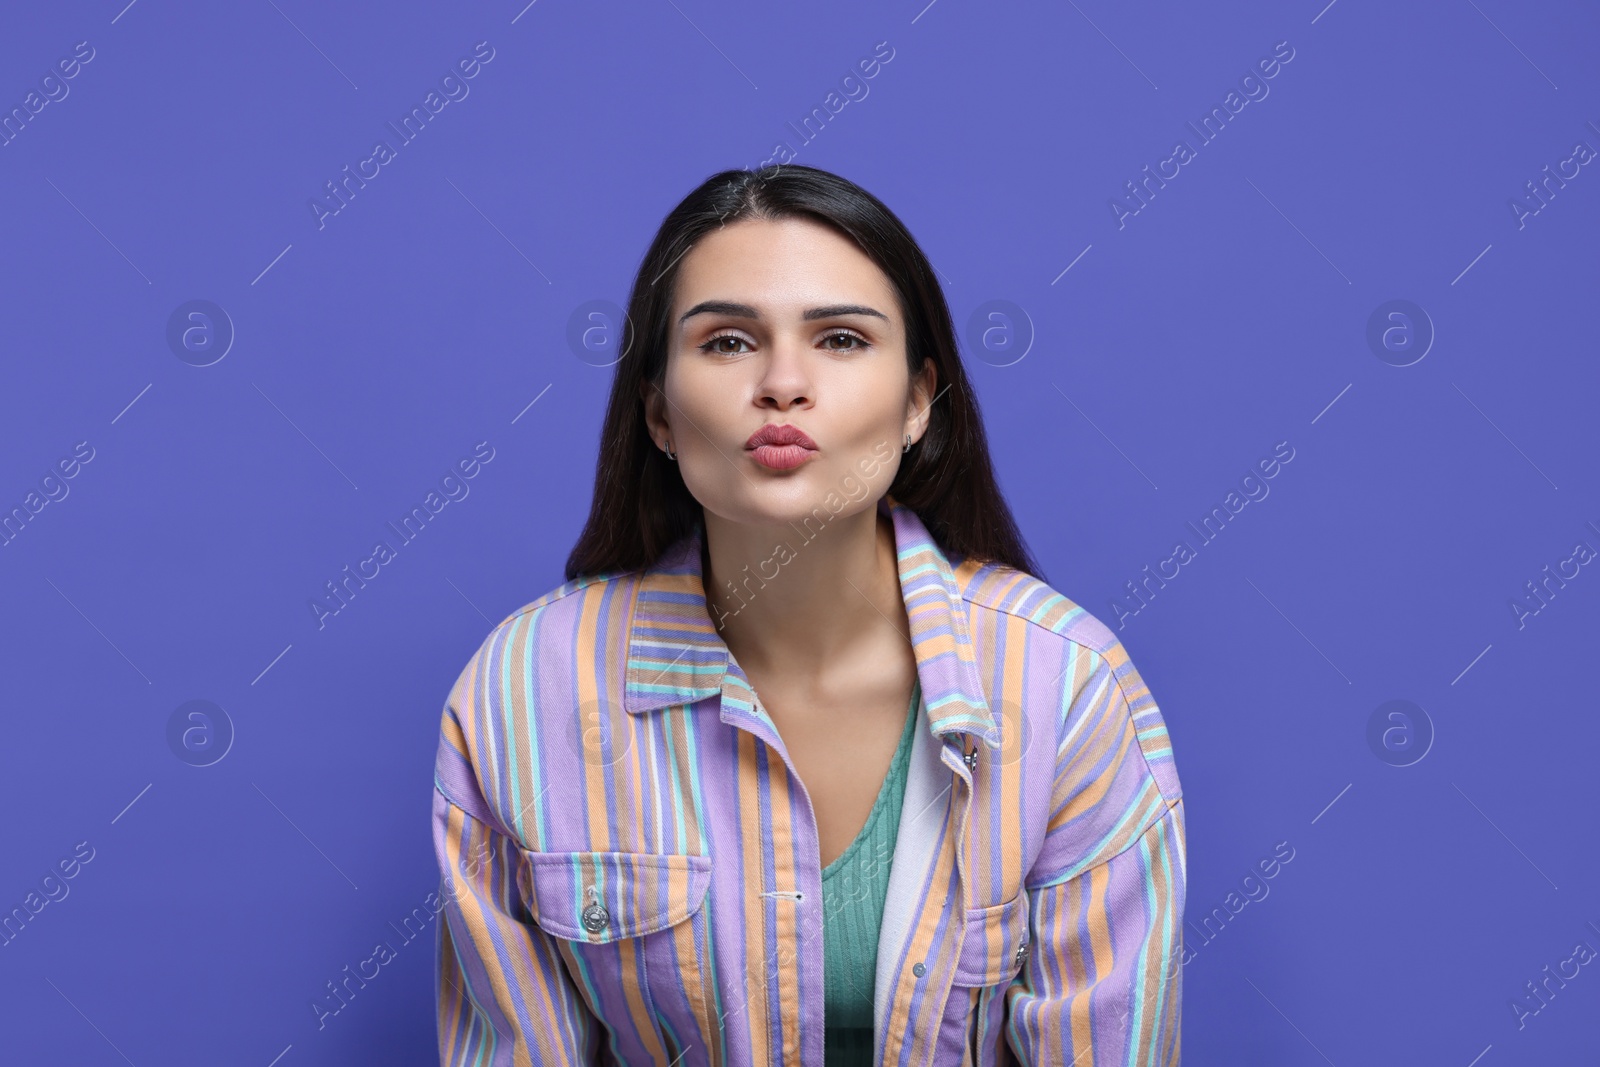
[{"x1": 563, "y1": 164, "x2": 1042, "y2": 583}]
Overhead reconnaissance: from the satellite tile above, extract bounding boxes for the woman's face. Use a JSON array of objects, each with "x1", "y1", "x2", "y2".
[{"x1": 645, "y1": 215, "x2": 936, "y2": 528}]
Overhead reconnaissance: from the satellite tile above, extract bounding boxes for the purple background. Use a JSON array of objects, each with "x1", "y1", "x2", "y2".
[{"x1": 3, "y1": 1, "x2": 1597, "y2": 1063}]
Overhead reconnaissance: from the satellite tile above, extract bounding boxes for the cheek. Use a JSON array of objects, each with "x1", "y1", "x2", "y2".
[
  {"x1": 831, "y1": 368, "x2": 910, "y2": 444},
  {"x1": 663, "y1": 361, "x2": 738, "y2": 441},
  {"x1": 817, "y1": 377, "x2": 910, "y2": 480}
]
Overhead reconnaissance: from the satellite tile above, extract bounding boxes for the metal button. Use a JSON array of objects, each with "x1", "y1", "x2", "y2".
[
  {"x1": 911, "y1": 962, "x2": 926, "y2": 978},
  {"x1": 1014, "y1": 940, "x2": 1030, "y2": 969},
  {"x1": 581, "y1": 903, "x2": 610, "y2": 934}
]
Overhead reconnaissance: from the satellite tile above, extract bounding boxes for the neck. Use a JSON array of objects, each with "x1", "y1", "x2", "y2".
[{"x1": 702, "y1": 500, "x2": 908, "y2": 675}]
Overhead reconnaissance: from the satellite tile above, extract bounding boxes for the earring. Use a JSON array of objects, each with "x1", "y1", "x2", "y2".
[
  {"x1": 665, "y1": 441, "x2": 677, "y2": 461},
  {"x1": 903, "y1": 434, "x2": 912, "y2": 454}
]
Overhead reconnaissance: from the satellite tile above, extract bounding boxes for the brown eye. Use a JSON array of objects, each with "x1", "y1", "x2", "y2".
[
  {"x1": 698, "y1": 332, "x2": 751, "y2": 355},
  {"x1": 822, "y1": 330, "x2": 869, "y2": 352}
]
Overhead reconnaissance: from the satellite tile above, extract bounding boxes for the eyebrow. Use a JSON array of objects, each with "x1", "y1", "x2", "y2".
[{"x1": 677, "y1": 301, "x2": 890, "y2": 326}]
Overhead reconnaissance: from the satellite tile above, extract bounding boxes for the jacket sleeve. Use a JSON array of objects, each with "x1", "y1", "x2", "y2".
[
  {"x1": 433, "y1": 666, "x2": 600, "y2": 1065},
  {"x1": 1007, "y1": 642, "x2": 1186, "y2": 1065}
]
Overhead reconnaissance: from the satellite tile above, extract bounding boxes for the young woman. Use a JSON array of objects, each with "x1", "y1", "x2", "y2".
[{"x1": 432, "y1": 165, "x2": 1185, "y2": 1066}]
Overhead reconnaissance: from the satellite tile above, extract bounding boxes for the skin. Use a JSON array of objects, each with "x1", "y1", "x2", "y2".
[{"x1": 642, "y1": 215, "x2": 938, "y2": 869}]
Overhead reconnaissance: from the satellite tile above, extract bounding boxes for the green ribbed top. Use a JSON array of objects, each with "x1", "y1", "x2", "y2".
[{"x1": 821, "y1": 678, "x2": 920, "y2": 1065}]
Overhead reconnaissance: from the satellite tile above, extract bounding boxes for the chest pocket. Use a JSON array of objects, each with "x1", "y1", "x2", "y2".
[
  {"x1": 951, "y1": 891, "x2": 1031, "y2": 1067},
  {"x1": 521, "y1": 850, "x2": 715, "y2": 1062},
  {"x1": 951, "y1": 890, "x2": 1030, "y2": 987},
  {"x1": 522, "y1": 850, "x2": 712, "y2": 942}
]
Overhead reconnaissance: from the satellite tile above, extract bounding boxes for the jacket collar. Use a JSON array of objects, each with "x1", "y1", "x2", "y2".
[{"x1": 622, "y1": 494, "x2": 998, "y2": 745}]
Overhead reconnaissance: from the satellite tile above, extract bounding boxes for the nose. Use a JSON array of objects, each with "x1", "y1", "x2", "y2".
[{"x1": 754, "y1": 336, "x2": 813, "y2": 410}]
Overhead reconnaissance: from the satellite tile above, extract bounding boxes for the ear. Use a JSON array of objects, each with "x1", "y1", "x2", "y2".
[
  {"x1": 905, "y1": 358, "x2": 938, "y2": 445},
  {"x1": 640, "y1": 377, "x2": 668, "y2": 451}
]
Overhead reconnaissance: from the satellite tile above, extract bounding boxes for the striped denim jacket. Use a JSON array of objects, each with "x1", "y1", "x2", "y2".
[{"x1": 432, "y1": 494, "x2": 1185, "y2": 1065}]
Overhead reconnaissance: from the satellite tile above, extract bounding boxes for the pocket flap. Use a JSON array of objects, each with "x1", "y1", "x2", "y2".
[
  {"x1": 521, "y1": 850, "x2": 712, "y2": 945},
  {"x1": 951, "y1": 891, "x2": 1030, "y2": 987}
]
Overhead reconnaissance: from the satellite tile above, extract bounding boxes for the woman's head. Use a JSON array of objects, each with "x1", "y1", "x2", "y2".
[{"x1": 564, "y1": 164, "x2": 1040, "y2": 582}]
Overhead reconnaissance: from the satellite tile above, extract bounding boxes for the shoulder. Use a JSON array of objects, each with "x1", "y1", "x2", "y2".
[
  {"x1": 509, "y1": 566, "x2": 639, "y2": 625},
  {"x1": 953, "y1": 557, "x2": 1127, "y2": 664},
  {"x1": 953, "y1": 557, "x2": 1180, "y2": 798},
  {"x1": 487, "y1": 569, "x2": 636, "y2": 646},
  {"x1": 436, "y1": 568, "x2": 643, "y2": 825},
  {"x1": 444, "y1": 568, "x2": 640, "y2": 710}
]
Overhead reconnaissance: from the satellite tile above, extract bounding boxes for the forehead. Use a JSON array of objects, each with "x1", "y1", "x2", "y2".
[{"x1": 672, "y1": 216, "x2": 898, "y2": 317}]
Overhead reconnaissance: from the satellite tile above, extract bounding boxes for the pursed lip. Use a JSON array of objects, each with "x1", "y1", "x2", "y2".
[{"x1": 744, "y1": 423, "x2": 818, "y2": 450}]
